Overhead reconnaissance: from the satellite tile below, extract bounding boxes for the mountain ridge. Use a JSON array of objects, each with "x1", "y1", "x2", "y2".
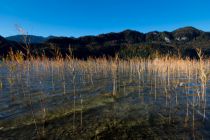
[
  {"x1": 1, "y1": 26, "x2": 210, "y2": 59},
  {"x1": 5, "y1": 26, "x2": 208, "y2": 43}
]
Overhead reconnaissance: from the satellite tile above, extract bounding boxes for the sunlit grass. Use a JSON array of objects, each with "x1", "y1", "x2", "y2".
[{"x1": 0, "y1": 50, "x2": 210, "y2": 139}]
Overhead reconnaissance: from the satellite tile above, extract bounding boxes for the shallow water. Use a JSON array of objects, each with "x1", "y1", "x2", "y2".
[{"x1": 0, "y1": 61, "x2": 210, "y2": 139}]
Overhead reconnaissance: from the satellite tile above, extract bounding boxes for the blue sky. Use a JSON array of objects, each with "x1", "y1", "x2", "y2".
[{"x1": 1, "y1": 0, "x2": 210, "y2": 37}]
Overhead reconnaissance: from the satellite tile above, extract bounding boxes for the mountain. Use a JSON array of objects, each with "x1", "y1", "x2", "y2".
[
  {"x1": 0, "y1": 36, "x2": 6, "y2": 44},
  {"x1": 1, "y1": 26, "x2": 210, "y2": 59},
  {"x1": 6, "y1": 35, "x2": 48, "y2": 44},
  {"x1": 172, "y1": 26, "x2": 203, "y2": 42},
  {"x1": 46, "y1": 26, "x2": 209, "y2": 45},
  {"x1": 46, "y1": 30, "x2": 145, "y2": 46},
  {"x1": 0, "y1": 35, "x2": 22, "y2": 57},
  {"x1": 0, "y1": 35, "x2": 10, "y2": 54}
]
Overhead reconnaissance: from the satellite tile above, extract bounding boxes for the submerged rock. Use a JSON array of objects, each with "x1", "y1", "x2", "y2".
[{"x1": 178, "y1": 82, "x2": 185, "y2": 87}]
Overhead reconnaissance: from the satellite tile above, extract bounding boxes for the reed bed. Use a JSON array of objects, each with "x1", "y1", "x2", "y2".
[{"x1": 0, "y1": 55, "x2": 210, "y2": 138}]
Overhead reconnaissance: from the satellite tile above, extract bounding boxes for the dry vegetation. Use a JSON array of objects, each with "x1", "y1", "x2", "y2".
[{"x1": 0, "y1": 48, "x2": 210, "y2": 138}]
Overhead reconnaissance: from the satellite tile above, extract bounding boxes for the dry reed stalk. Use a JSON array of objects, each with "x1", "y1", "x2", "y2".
[
  {"x1": 196, "y1": 49, "x2": 207, "y2": 121},
  {"x1": 111, "y1": 61, "x2": 117, "y2": 97},
  {"x1": 136, "y1": 63, "x2": 142, "y2": 97}
]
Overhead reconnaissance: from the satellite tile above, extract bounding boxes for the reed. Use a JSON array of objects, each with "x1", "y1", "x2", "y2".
[
  {"x1": 1, "y1": 46, "x2": 210, "y2": 138},
  {"x1": 196, "y1": 48, "x2": 208, "y2": 121},
  {"x1": 111, "y1": 60, "x2": 117, "y2": 97}
]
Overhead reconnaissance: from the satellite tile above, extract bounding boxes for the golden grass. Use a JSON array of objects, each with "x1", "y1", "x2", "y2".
[{"x1": 1, "y1": 49, "x2": 210, "y2": 137}]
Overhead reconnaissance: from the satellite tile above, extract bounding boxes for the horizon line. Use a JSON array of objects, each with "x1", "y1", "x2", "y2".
[{"x1": 2, "y1": 26, "x2": 210, "y2": 38}]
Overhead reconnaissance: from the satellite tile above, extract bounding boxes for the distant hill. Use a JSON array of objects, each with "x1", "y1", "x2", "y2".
[
  {"x1": 1, "y1": 26, "x2": 210, "y2": 59},
  {"x1": 0, "y1": 35, "x2": 22, "y2": 57},
  {"x1": 6, "y1": 35, "x2": 52, "y2": 44},
  {"x1": 46, "y1": 26, "x2": 210, "y2": 45}
]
